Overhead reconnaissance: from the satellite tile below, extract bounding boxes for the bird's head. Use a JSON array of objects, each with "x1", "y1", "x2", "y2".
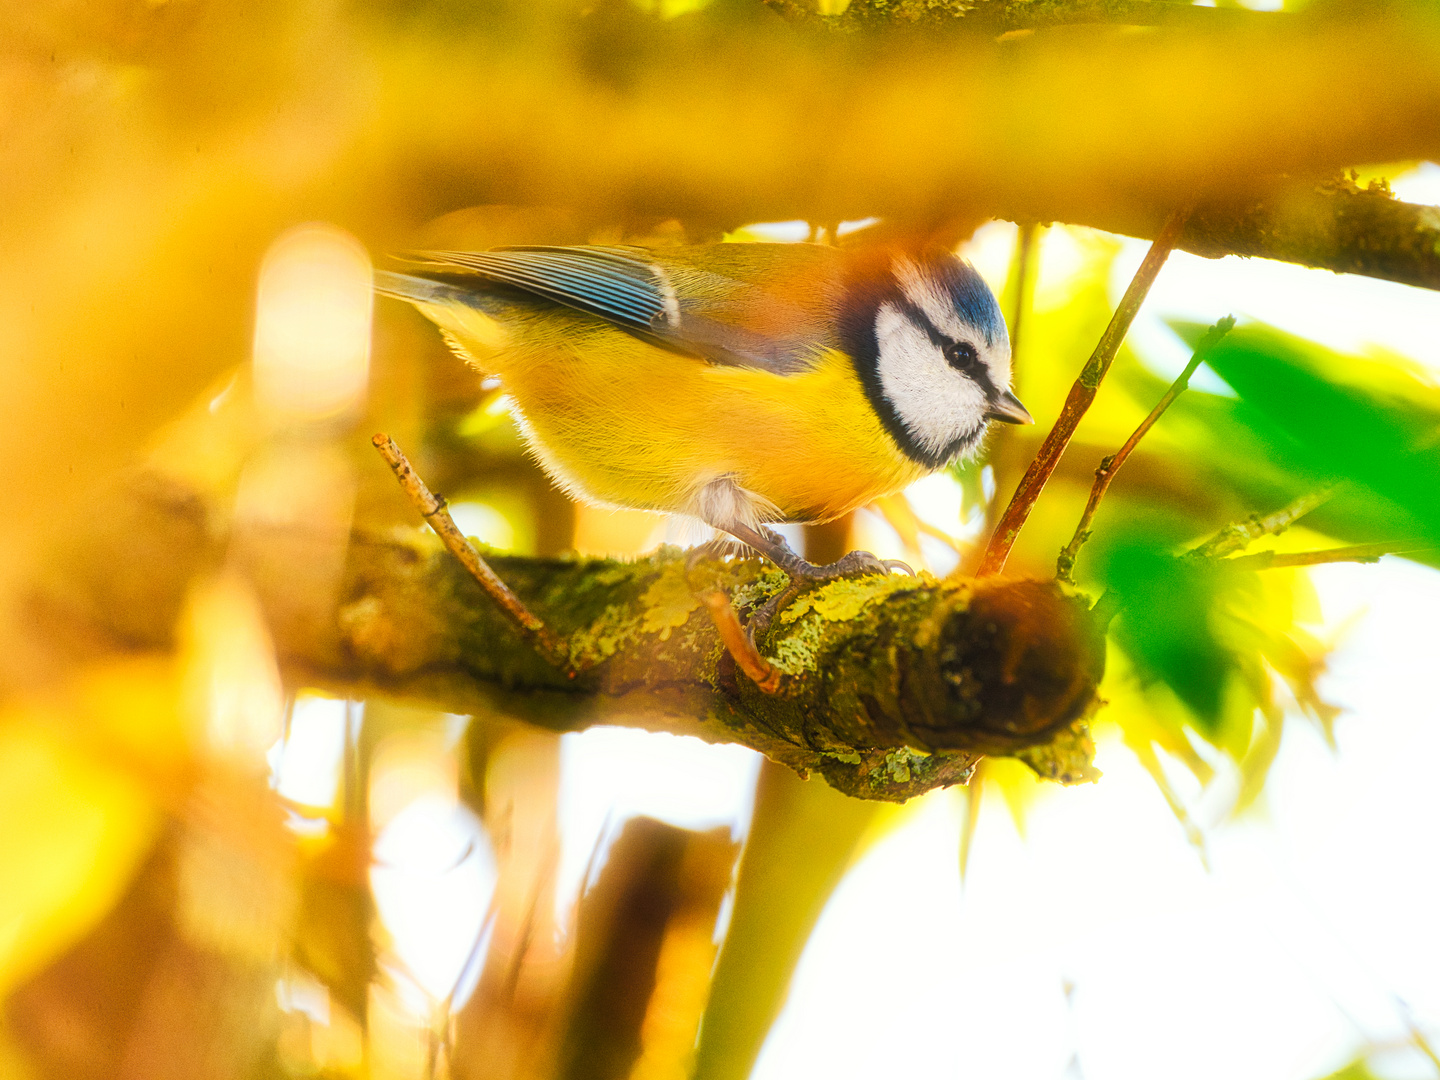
[{"x1": 841, "y1": 247, "x2": 1032, "y2": 469}]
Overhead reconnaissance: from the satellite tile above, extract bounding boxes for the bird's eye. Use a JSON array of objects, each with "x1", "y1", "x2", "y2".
[{"x1": 944, "y1": 341, "x2": 979, "y2": 372}]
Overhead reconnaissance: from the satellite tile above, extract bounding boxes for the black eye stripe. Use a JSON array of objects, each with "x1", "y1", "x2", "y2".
[
  {"x1": 839, "y1": 255, "x2": 1007, "y2": 469},
  {"x1": 897, "y1": 299, "x2": 1000, "y2": 401}
]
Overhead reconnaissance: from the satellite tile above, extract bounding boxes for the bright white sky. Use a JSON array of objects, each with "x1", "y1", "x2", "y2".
[
  {"x1": 272, "y1": 163, "x2": 1440, "y2": 1078},
  {"x1": 754, "y1": 558, "x2": 1440, "y2": 1080}
]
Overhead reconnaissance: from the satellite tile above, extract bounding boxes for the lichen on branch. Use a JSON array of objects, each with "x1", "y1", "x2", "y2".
[
  {"x1": 329, "y1": 533, "x2": 1108, "y2": 799},
  {"x1": 765, "y1": 0, "x2": 1272, "y2": 32},
  {"x1": 28, "y1": 475, "x2": 1107, "y2": 801},
  {"x1": 1176, "y1": 178, "x2": 1440, "y2": 294}
]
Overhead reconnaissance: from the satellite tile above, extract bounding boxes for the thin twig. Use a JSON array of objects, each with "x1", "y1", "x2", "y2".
[
  {"x1": 698, "y1": 589, "x2": 783, "y2": 694},
  {"x1": 958, "y1": 224, "x2": 1041, "y2": 577},
  {"x1": 372, "y1": 432, "x2": 576, "y2": 677},
  {"x1": 1056, "y1": 316, "x2": 1235, "y2": 581},
  {"x1": 1079, "y1": 536, "x2": 1425, "y2": 630},
  {"x1": 1219, "y1": 540, "x2": 1431, "y2": 571},
  {"x1": 1188, "y1": 485, "x2": 1338, "y2": 559},
  {"x1": 978, "y1": 207, "x2": 1190, "y2": 578},
  {"x1": 1008, "y1": 222, "x2": 1038, "y2": 377}
]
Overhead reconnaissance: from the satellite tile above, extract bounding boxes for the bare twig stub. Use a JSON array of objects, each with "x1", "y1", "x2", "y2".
[
  {"x1": 371, "y1": 432, "x2": 576, "y2": 677},
  {"x1": 1188, "y1": 485, "x2": 1338, "y2": 559},
  {"x1": 1056, "y1": 316, "x2": 1235, "y2": 581},
  {"x1": 1219, "y1": 540, "x2": 1431, "y2": 571},
  {"x1": 977, "y1": 208, "x2": 1190, "y2": 578},
  {"x1": 698, "y1": 589, "x2": 783, "y2": 694}
]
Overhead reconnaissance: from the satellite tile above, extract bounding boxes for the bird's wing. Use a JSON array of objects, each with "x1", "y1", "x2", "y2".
[
  {"x1": 407, "y1": 246, "x2": 670, "y2": 334},
  {"x1": 401, "y1": 245, "x2": 842, "y2": 373}
]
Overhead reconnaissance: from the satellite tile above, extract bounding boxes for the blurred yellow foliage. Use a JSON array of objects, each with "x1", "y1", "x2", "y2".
[
  {"x1": 2, "y1": 0, "x2": 1439, "y2": 1076},
  {"x1": 0, "y1": 671, "x2": 165, "y2": 995}
]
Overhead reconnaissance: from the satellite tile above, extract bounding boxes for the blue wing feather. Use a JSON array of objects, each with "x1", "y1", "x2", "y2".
[
  {"x1": 392, "y1": 242, "x2": 843, "y2": 374},
  {"x1": 407, "y1": 246, "x2": 671, "y2": 333}
]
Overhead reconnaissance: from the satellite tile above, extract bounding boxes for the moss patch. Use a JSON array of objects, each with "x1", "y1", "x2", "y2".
[
  {"x1": 778, "y1": 573, "x2": 928, "y2": 626},
  {"x1": 639, "y1": 561, "x2": 701, "y2": 641}
]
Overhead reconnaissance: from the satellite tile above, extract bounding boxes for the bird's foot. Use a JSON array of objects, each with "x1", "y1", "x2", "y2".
[
  {"x1": 783, "y1": 548, "x2": 915, "y2": 582},
  {"x1": 724, "y1": 522, "x2": 913, "y2": 581},
  {"x1": 725, "y1": 526, "x2": 914, "y2": 639}
]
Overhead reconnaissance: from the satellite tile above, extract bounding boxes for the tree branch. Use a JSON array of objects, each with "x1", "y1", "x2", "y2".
[
  {"x1": 765, "y1": 0, "x2": 1283, "y2": 33},
  {"x1": 1025, "y1": 176, "x2": 1440, "y2": 295},
  {"x1": 1188, "y1": 485, "x2": 1338, "y2": 559},
  {"x1": 23, "y1": 473, "x2": 1107, "y2": 801},
  {"x1": 310, "y1": 536, "x2": 1109, "y2": 796},
  {"x1": 1171, "y1": 179, "x2": 1440, "y2": 294},
  {"x1": 361, "y1": 6, "x2": 1440, "y2": 292},
  {"x1": 1218, "y1": 540, "x2": 1432, "y2": 571}
]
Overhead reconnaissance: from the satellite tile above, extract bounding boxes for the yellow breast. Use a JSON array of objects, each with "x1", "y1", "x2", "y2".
[{"x1": 479, "y1": 313, "x2": 930, "y2": 523}]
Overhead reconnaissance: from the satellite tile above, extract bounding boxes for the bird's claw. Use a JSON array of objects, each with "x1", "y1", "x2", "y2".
[{"x1": 788, "y1": 549, "x2": 914, "y2": 581}]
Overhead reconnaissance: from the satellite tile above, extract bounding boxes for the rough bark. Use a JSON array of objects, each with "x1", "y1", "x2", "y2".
[
  {"x1": 767, "y1": 1, "x2": 1440, "y2": 293},
  {"x1": 765, "y1": 0, "x2": 1281, "y2": 32},
  {"x1": 24, "y1": 473, "x2": 1106, "y2": 802},
  {"x1": 1067, "y1": 178, "x2": 1440, "y2": 295}
]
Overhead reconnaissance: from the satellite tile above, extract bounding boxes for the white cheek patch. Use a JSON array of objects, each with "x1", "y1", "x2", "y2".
[
  {"x1": 986, "y1": 334, "x2": 1014, "y2": 390},
  {"x1": 874, "y1": 303, "x2": 987, "y2": 458},
  {"x1": 891, "y1": 255, "x2": 1014, "y2": 391}
]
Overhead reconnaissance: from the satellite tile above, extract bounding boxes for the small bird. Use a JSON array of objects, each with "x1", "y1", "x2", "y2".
[{"x1": 375, "y1": 241, "x2": 1032, "y2": 580}]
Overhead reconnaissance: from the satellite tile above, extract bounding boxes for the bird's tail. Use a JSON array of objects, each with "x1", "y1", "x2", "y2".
[
  {"x1": 373, "y1": 269, "x2": 482, "y2": 308},
  {"x1": 373, "y1": 269, "x2": 513, "y2": 369}
]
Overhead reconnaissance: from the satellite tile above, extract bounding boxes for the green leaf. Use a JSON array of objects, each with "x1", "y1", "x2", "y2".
[
  {"x1": 1099, "y1": 526, "x2": 1236, "y2": 734},
  {"x1": 1201, "y1": 326, "x2": 1440, "y2": 545}
]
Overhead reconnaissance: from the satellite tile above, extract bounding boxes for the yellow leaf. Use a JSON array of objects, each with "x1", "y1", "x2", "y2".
[{"x1": 0, "y1": 709, "x2": 161, "y2": 995}]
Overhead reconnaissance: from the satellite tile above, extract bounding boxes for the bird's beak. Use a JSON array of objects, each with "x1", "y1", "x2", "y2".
[{"x1": 985, "y1": 390, "x2": 1034, "y2": 425}]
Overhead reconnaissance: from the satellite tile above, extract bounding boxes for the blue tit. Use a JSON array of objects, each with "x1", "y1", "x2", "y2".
[{"x1": 374, "y1": 241, "x2": 1032, "y2": 579}]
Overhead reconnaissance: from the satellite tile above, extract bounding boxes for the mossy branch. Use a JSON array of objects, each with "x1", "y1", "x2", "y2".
[
  {"x1": 316, "y1": 535, "x2": 1109, "y2": 799},
  {"x1": 1151, "y1": 179, "x2": 1440, "y2": 296},
  {"x1": 765, "y1": 0, "x2": 1281, "y2": 33},
  {"x1": 26, "y1": 475, "x2": 1106, "y2": 802}
]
